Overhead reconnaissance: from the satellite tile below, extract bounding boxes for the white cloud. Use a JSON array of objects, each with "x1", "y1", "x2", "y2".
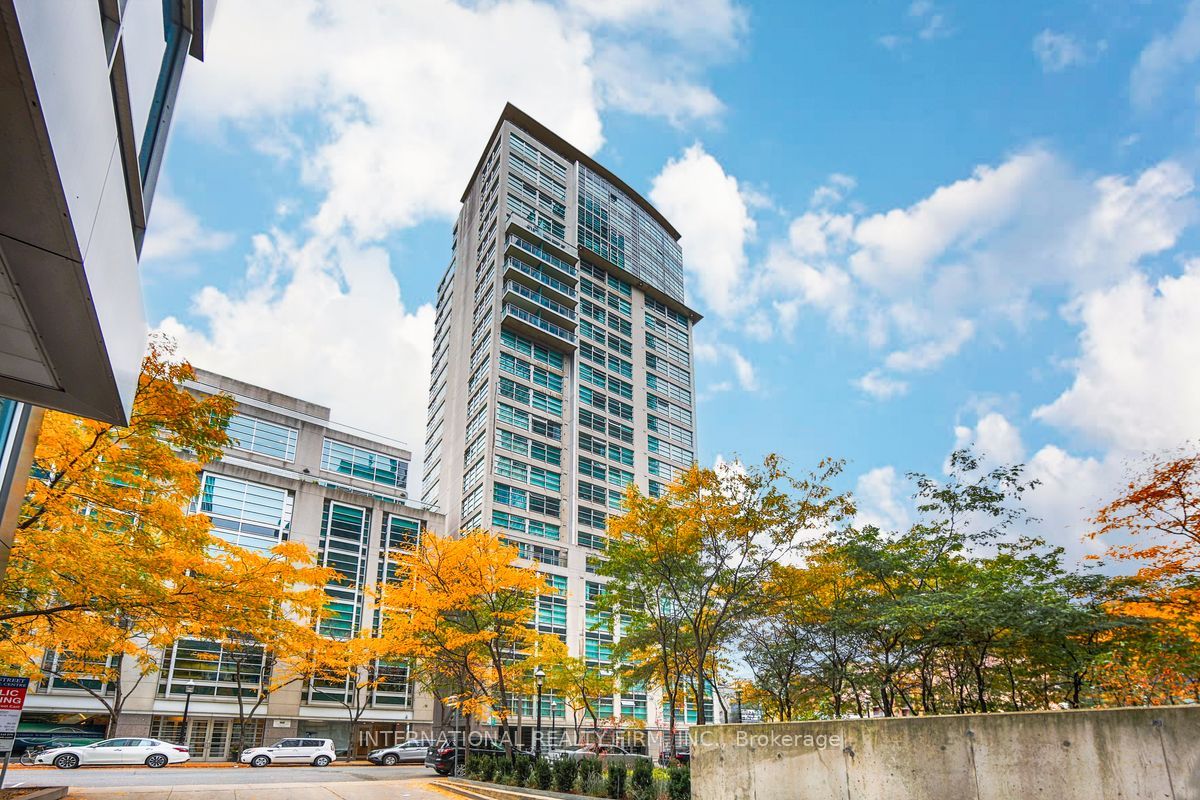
[
  {"x1": 879, "y1": 1, "x2": 950, "y2": 48},
  {"x1": 650, "y1": 144, "x2": 757, "y2": 317},
  {"x1": 183, "y1": 0, "x2": 740, "y2": 243},
  {"x1": 1024, "y1": 445, "x2": 1122, "y2": 560},
  {"x1": 953, "y1": 411, "x2": 1024, "y2": 465},
  {"x1": 1033, "y1": 261, "x2": 1200, "y2": 453},
  {"x1": 1032, "y1": 30, "x2": 1099, "y2": 72},
  {"x1": 940, "y1": 411, "x2": 1121, "y2": 562},
  {"x1": 696, "y1": 339, "x2": 758, "y2": 392},
  {"x1": 157, "y1": 233, "x2": 434, "y2": 453},
  {"x1": 141, "y1": 190, "x2": 234, "y2": 263},
  {"x1": 909, "y1": 0, "x2": 950, "y2": 41},
  {"x1": 592, "y1": 44, "x2": 724, "y2": 125},
  {"x1": 754, "y1": 149, "x2": 1195, "y2": 393},
  {"x1": 563, "y1": 0, "x2": 747, "y2": 47},
  {"x1": 1131, "y1": 0, "x2": 1200, "y2": 109},
  {"x1": 184, "y1": 1, "x2": 604, "y2": 240},
  {"x1": 854, "y1": 466, "x2": 913, "y2": 532},
  {"x1": 883, "y1": 318, "x2": 974, "y2": 372},
  {"x1": 855, "y1": 370, "x2": 909, "y2": 400}
]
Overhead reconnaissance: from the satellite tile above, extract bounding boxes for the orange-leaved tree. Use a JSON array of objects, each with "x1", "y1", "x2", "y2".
[
  {"x1": 303, "y1": 630, "x2": 396, "y2": 742},
  {"x1": 383, "y1": 529, "x2": 560, "y2": 754},
  {"x1": 0, "y1": 338, "x2": 330, "y2": 736},
  {"x1": 184, "y1": 539, "x2": 331, "y2": 754},
  {"x1": 1092, "y1": 449, "x2": 1200, "y2": 637}
]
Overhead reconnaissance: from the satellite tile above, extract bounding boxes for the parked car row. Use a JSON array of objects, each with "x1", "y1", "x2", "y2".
[{"x1": 30, "y1": 734, "x2": 664, "y2": 771}]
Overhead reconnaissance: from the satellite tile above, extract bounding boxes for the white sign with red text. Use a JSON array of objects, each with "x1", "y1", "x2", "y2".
[{"x1": 0, "y1": 676, "x2": 30, "y2": 755}]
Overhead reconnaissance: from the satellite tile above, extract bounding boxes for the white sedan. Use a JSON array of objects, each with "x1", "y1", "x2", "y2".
[{"x1": 36, "y1": 738, "x2": 190, "y2": 769}]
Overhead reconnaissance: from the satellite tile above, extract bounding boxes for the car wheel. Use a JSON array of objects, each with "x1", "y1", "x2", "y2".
[
  {"x1": 145, "y1": 753, "x2": 169, "y2": 769},
  {"x1": 251, "y1": 755, "x2": 271, "y2": 768},
  {"x1": 313, "y1": 755, "x2": 332, "y2": 767},
  {"x1": 382, "y1": 754, "x2": 399, "y2": 766},
  {"x1": 53, "y1": 753, "x2": 80, "y2": 770},
  {"x1": 453, "y1": 762, "x2": 467, "y2": 777}
]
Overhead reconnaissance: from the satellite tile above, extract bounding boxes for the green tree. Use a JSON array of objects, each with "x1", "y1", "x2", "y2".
[{"x1": 605, "y1": 455, "x2": 853, "y2": 724}]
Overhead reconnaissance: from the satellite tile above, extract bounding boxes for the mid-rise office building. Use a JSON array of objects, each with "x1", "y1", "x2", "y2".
[
  {"x1": 20, "y1": 370, "x2": 445, "y2": 760},
  {"x1": 422, "y1": 104, "x2": 719, "y2": 740}
]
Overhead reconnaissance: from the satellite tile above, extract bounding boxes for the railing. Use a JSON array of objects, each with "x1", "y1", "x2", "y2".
[
  {"x1": 505, "y1": 230, "x2": 577, "y2": 276},
  {"x1": 505, "y1": 211, "x2": 574, "y2": 255},
  {"x1": 503, "y1": 304, "x2": 576, "y2": 343},
  {"x1": 505, "y1": 256, "x2": 576, "y2": 298},
  {"x1": 504, "y1": 280, "x2": 576, "y2": 320}
]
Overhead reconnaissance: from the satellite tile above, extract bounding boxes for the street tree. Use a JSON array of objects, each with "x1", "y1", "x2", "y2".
[
  {"x1": 605, "y1": 455, "x2": 854, "y2": 724},
  {"x1": 383, "y1": 529, "x2": 558, "y2": 754}
]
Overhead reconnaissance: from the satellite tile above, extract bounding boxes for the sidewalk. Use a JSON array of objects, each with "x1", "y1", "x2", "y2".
[
  {"x1": 67, "y1": 778, "x2": 442, "y2": 800},
  {"x1": 6, "y1": 761, "x2": 401, "y2": 771}
]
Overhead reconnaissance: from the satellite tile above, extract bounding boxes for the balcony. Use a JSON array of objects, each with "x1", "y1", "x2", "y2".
[
  {"x1": 504, "y1": 218, "x2": 577, "y2": 275},
  {"x1": 504, "y1": 256, "x2": 576, "y2": 304},
  {"x1": 504, "y1": 280, "x2": 576, "y2": 329},
  {"x1": 503, "y1": 303, "x2": 576, "y2": 346}
]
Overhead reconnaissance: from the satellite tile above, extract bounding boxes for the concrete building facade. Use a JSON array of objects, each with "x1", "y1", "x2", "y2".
[
  {"x1": 421, "y1": 104, "x2": 719, "y2": 746},
  {"x1": 20, "y1": 370, "x2": 445, "y2": 761}
]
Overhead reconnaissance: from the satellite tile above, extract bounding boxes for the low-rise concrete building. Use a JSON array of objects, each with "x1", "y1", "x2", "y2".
[{"x1": 20, "y1": 369, "x2": 445, "y2": 761}]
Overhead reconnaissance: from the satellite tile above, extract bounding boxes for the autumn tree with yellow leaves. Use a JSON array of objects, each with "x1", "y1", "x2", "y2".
[
  {"x1": 0, "y1": 339, "x2": 332, "y2": 736},
  {"x1": 383, "y1": 530, "x2": 562, "y2": 753}
]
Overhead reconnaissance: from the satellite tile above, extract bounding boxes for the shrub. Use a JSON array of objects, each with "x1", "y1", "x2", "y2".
[
  {"x1": 495, "y1": 761, "x2": 513, "y2": 786},
  {"x1": 667, "y1": 766, "x2": 690, "y2": 800},
  {"x1": 513, "y1": 755, "x2": 532, "y2": 785},
  {"x1": 606, "y1": 762, "x2": 628, "y2": 799},
  {"x1": 554, "y1": 756, "x2": 579, "y2": 792},
  {"x1": 578, "y1": 757, "x2": 602, "y2": 784},
  {"x1": 534, "y1": 757, "x2": 554, "y2": 790},
  {"x1": 630, "y1": 759, "x2": 655, "y2": 800},
  {"x1": 583, "y1": 771, "x2": 609, "y2": 798},
  {"x1": 478, "y1": 756, "x2": 497, "y2": 782}
]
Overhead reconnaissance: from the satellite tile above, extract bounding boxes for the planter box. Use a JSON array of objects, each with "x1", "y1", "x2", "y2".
[{"x1": 0, "y1": 788, "x2": 69, "y2": 800}]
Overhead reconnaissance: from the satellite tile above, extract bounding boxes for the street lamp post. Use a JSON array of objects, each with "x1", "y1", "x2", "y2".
[
  {"x1": 735, "y1": 689, "x2": 743, "y2": 723},
  {"x1": 180, "y1": 680, "x2": 196, "y2": 744},
  {"x1": 534, "y1": 666, "x2": 546, "y2": 759},
  {"x1": 550, "y1": 698, "x2": 557, "y2": 749}
]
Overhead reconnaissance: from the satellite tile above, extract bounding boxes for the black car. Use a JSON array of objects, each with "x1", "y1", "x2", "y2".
[{"x1": 424, "y1": 738, "x2": 530, "y2": 776}]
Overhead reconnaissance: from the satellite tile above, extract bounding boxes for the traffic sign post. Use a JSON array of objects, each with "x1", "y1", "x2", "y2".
[{"x1": 0, "y1": 675, "x2": 30, "y2": 789}]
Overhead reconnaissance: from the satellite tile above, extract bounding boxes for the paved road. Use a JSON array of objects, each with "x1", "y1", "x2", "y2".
[{"x1": 1, "y1": 763, "x2": 449, "y2": 799}]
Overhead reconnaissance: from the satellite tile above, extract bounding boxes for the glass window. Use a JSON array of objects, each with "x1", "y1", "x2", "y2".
[
  {"x1": 318, "y1": 502, "x2": 370, "y2": 640},
  {"x1": 227, "y1": 413, "x2": 298, "y2": 461},
  {"x1": 194, "y1": 473, "x2": 292, "y2": 553},
  {"x1": 321, "y1": 439, "x2": 409, "y2": 490}
]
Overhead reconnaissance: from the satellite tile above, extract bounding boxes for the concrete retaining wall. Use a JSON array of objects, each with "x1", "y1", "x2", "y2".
[{"x1": 692, "y1": 706, "x2": 1200, "y2": 800}]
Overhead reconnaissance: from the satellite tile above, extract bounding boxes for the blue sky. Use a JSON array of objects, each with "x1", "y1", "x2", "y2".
[{"x1": 143, "y1": 0, "x2": 1200, "y2": 562}]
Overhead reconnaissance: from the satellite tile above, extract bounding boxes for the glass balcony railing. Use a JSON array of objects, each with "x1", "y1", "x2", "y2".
[
  {"x1": 505, "y1": 256, "x2": 576, "y2": 298},
  {"x1": 506, "y1": 231, "x2": 577, "y2": 277},
  {"x1": 503, "y1": 303, "x2": 576, "y2": 344},
  {"x1": 504, "y1": 280, "x2": 576, "y2": 321}
]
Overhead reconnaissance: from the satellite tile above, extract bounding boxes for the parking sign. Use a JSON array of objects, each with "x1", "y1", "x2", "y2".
[{"x1": 0, "y1": 677, "x2": 30, "y2": 755}]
